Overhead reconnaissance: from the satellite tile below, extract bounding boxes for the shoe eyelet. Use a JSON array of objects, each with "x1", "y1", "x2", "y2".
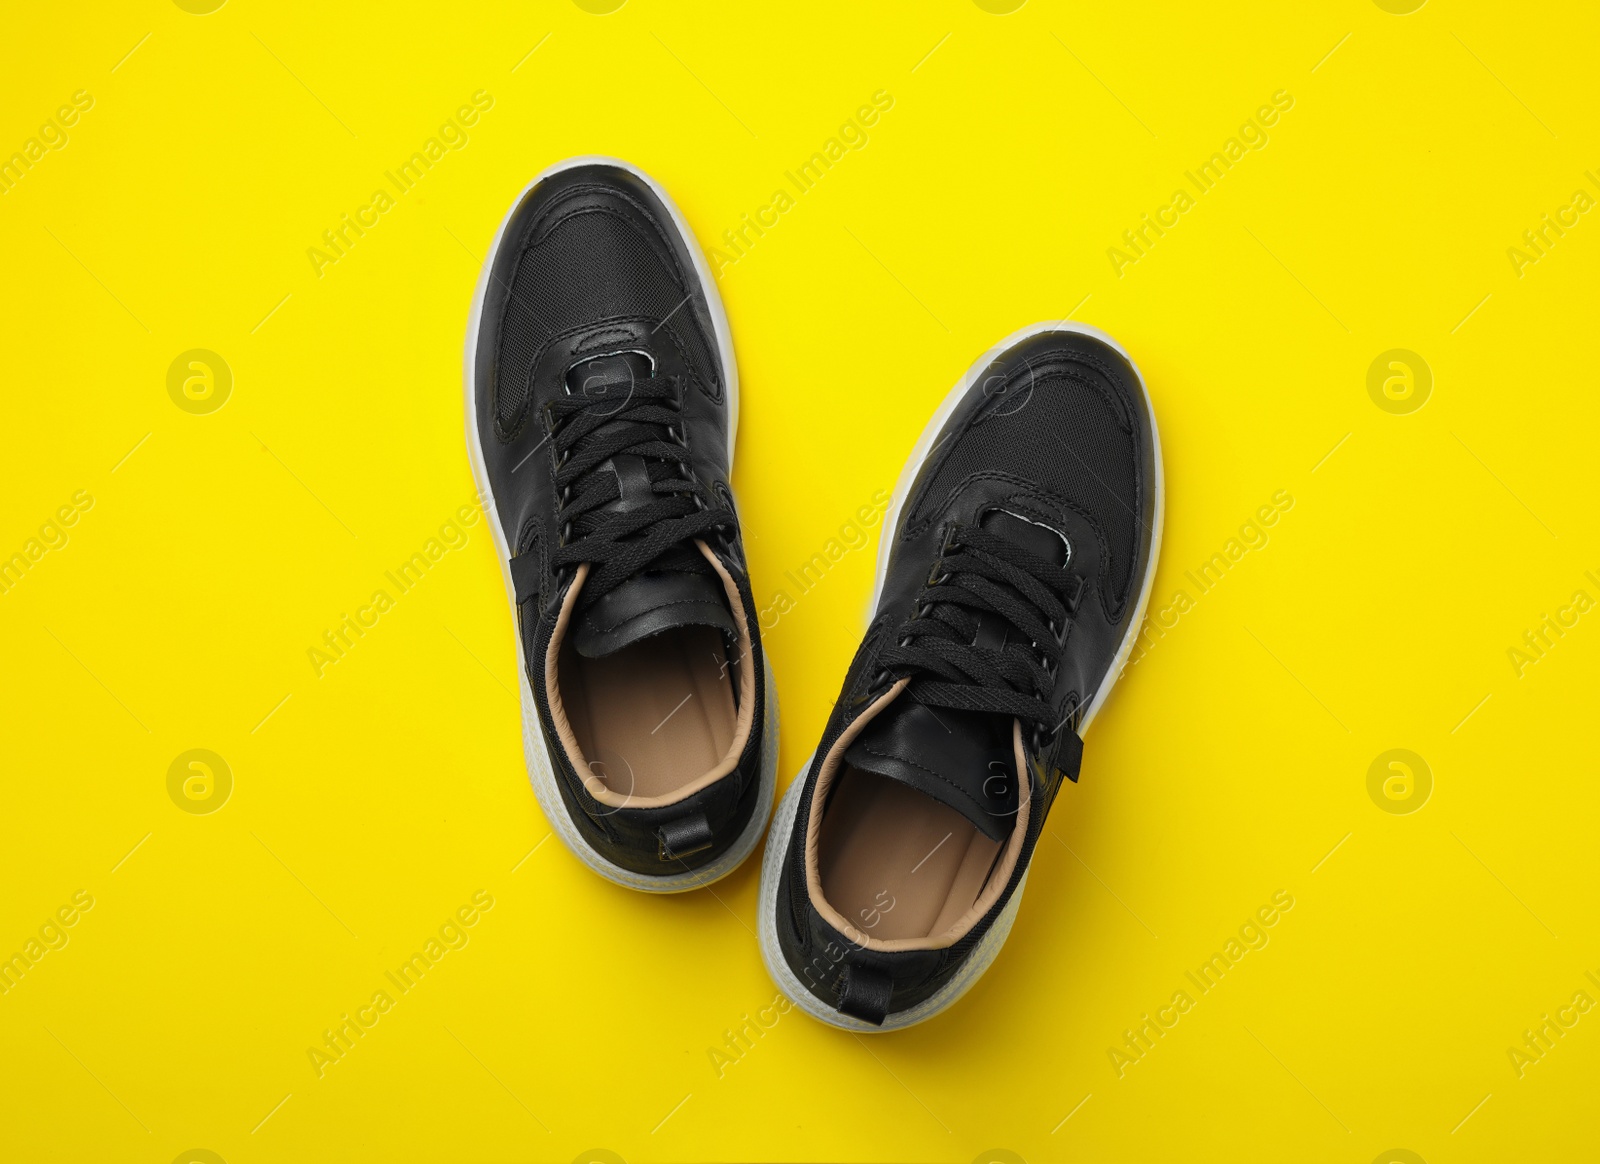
[
  {"x1": 1064, "y1": 575, "x2": 1086, "y2": 616},
  {"x1": 851, "y1": 668, "x2": 895, "y2": 708},
  {"x1": 1030, "y1": 719, "x2": 1063, "y2": 753}
]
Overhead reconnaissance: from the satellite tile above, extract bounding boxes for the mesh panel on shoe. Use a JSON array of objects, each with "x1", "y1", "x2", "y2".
[
  {"x1": 914, "y1": 370, "x2": 1141, "y2": 605},
  {"x1": 494, "y1": 203, "x2": 707, "y2": 432}
]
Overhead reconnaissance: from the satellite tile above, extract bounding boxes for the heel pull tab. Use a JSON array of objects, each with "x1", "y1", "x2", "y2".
[
  {"x1": 657, "y1": 811, "x2": 713, "y2": 862},
  {"x1": 837, "y1": 962, "x2": 893, "y2": 1026}
]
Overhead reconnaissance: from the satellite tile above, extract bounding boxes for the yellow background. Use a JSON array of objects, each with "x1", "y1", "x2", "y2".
[{"x1": 2, "y1": 0, "x2": 1597, "y2": 1160}]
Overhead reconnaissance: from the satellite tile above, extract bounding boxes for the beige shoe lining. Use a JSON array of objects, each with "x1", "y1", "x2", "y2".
[
  {"x1": 804, "y1": 685, "x2": 1031, "y2": 952},
  {"x1": 543, "y1": 541, "x2": 757, "y2": 809}
]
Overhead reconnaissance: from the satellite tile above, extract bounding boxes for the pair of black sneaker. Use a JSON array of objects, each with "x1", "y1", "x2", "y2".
[{"x1": 465, "y1": 159, "x2": 1162, "y2": 1030}]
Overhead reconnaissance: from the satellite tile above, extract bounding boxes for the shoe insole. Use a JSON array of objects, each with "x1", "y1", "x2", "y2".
[
  {"x1": 558, "y1": 626, "x2": 737, "y2": 800},
  {"x1": 817, "y1": 768, "x2": 1001, "y2": 942}
]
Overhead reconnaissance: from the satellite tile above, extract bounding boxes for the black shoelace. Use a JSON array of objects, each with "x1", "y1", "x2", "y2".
[
  {"x1": 876, "y1": 526, "x2": 1082, "y2": 731},
  {"x1": 545, "y1": 374, "x2": 731, "y2": 606}
]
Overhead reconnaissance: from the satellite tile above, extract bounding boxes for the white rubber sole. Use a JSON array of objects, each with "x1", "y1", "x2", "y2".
[
  {"x1": 759, "y1": 320, "x2": 1165, "y2": 1025},
  {"x1": 463, "y1": 155, "x2": 775, "y2": 892}
]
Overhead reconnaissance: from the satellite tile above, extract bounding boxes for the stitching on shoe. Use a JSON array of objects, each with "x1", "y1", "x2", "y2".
[
  {"x1": 495, "y1": 314, "x2": 703, "y2": 442},
  {"x1": 526, "y1": 183, "x2": 722, "y2": 402},
  {"x1": 572, "y1": 324, "x2": 646, "y2": 359},
  {"x1": 1026, "y1": 356, "x2": 1137, "y2": 435},
  {"x1": 486, "y1": 178, "x2": 724, "y2": 440},
  {"x1": 530, "y1": 188, "x2": 687, "y2": 282}
]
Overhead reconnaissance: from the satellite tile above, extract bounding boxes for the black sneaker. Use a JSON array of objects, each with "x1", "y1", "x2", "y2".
[
  {"x1": 758, "y1": 323, "x2": 1162, "y2": 1027},
  {"x1": 464, "y1": 157, "x2": 776, "y2": 892}
]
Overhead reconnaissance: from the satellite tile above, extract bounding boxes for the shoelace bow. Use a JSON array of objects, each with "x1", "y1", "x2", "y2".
[
  {"x1": 876, "y1": 525, "x2": 1082, "y2": 730},
  {"x1": 545, "y1": 374, "x2": 731, "y2": 605}
]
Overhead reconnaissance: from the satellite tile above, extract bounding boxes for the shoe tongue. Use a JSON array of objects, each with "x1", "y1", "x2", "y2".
[
  {"x1": 842, "y1": 699, "x2": 1019, "y2": 842},
  {"x1": 563, "y1": 349, "x2": 737, "y2": 659},
  {"x1": 569, "y1": 564, "x2": 737, "y2": 658}
]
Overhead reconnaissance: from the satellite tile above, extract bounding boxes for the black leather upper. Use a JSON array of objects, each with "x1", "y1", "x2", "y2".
[
  {"x1": 474, "y1": 164, "x2": 732, "y2": 557},
  {"x1": 773, "y1": 328, "x2": 1158, "y2": 1021},
  {"x1": 471, "y1": 162, "x2": 766, "y2": 875}
]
